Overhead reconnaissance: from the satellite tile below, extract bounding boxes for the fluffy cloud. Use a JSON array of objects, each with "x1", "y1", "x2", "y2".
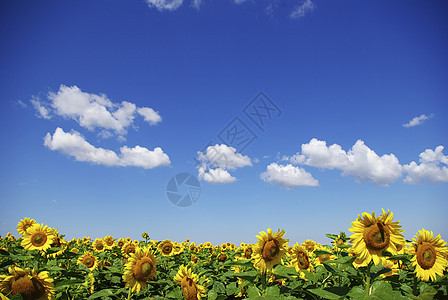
[
  {"x1": 197, "y1": 144, "x2": 252, "y2": 170},
  {"x1": 44, "y1": 128, "x2": 170, "y2": 169},
  {"x1": 289, "y1": 139, "x2": 403, "y2": 185},
  {"x1": 146, "y1": 0, "x2": 183, "y2": 11},
  {"x1": 196, "y1": 144, "x2": 252, "y2": 183},
  {"x1": 260, "y1": 163, "x2": 319, "y2": 188},
  {"x1": 31, "y1": 85, "x2": 162, "y2": 139},
  {"x1": 198, "y1": 165, "x2": 237, "y2": 184},
  {"x1": 290, "y1": 0, "x2": 314, "y2": 19},
  {"x1": 403, "y1": 146, "x2": 448, "y2": 184},
  {"x1": 403, "y1": 114, "x2": 433, "y2": 128}
]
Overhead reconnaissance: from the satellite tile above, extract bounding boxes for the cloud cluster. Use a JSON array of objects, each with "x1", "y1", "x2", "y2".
[
  {"x1": 146, "y1": 0, "x2": 183, "y2": 11},
  {"x1": 403, "y1": 146, "x2": 448, "y2": 184},
  {"x1": 262, "y1": 138, "x2": 447, "y2": 189},
  {"x1": 260, "y1": 163, "x2": 318, "y2": 188},
  {"x1": 290, "y1": 0, "x2": 314, "y2": 19},
  {"x1": 196, "y1": 144, "x2": 252, "y2": 184},
  {"x1": 44, "y1": 128, "x2": 170, "y2": 169},
  {"x1": 32, "y1": 85, "x2": 162, "y2": 141}
]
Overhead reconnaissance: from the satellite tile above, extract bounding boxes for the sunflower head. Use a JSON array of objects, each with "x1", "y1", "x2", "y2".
[
  {"x1": 16, "y1": 218, "x2": 37, "y2": 236},
  {"x1": 409, "y1": 229, "x2": 448, "y2": 282},
  {"x1": 121, "y1": 242, "x2": 137, "y2": 258},
  {"x1": 122, "y1": 247, "x2": 157, "y2": 293},
  {"x1": 77, "y1": 252, "x2": 98, "y2": 271},
  {"x1": 173, "y1": 265, "x2": 206, "y2": 300},
  {"x1": 349, "y1": 209, "x2": 405, "y2": 265},
  {"x1": 102, "y1": 235, "x2": 115, "y2": 249},
  {"x1": 290, "y1": 243, "x2": 312, "y2": 272},
  {"x1": 252, "y1": 228, "x2": 289, "y2": 271},
  {"x1": 158, "y1": 240, "x2": 174, "y2": 257},
  {"x1": 21, "y1": 223, "x2": 55, "y2": 252},
  {"x1": 92, "y1": 238, "x2": 106, "y2": 252}
]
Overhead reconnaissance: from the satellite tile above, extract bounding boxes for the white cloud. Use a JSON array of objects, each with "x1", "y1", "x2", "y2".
[
  {"x1": 44, "y1": 127, "x2": 170, "y2": 169},
  {"x1": 31, "y1": 98, "x2": 51, "y2": 119},
  {"x1": 197, "y1": 144, "x2": 252, "y2": 170},
  {"x1": 16, "y1": 100, "x2": 28, "y2": 108},
  {"x1": 403, "y1": 146, "x2": 448, "y2": 184},
  {"x1": 195, "y1": 144, "x2": 252, "y2": 183},
  {"x1": 403, "y1": 114, "x2": 433, "y2": 128},
  {"x1": 146, "y1": 0, "x2": 183, "y2": 11},
  {"x1": 137, "y1": 107, "x2": 162, "y2": 125},
  {"x1": 33, "y1": 85, "x2": 162, "y2": 140},
  {"x1": 290, "y1": 0, "x2": 314, "y2": 19},
  {"x1": 289, "y1": 138, "x2": 403, "y2": 185},
  {"x1": 198, "y1": 165, "x2": 237, "y2": 184},
  {"x1": 191, "y1": 0, "x2": 203, "y2": 9},
  {"x1": 234, "y1": 0, "x2": 250, "y2": 4},
  {"x1": 260, "y1": 163, "x2": 319, "y2": 188}
]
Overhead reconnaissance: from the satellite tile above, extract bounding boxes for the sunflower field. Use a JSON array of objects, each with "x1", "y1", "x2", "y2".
[{"x1": 1, "y1": 209, "x2": 447, "y2": 300}]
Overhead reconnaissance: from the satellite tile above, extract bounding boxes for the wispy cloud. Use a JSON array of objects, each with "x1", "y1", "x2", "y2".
[
  {"x1": 403, "y1": 114, "x2": 434, "y2": 128},
  {"x1": 290, "y1": 0, "x2": 314, "y2": 19},
  {"x1": 146, "y1": 0, "x2": 183, "y2": 11}
]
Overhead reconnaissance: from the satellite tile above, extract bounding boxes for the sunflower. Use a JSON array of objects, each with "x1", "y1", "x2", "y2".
[
  {"x1": 101, "y1": 235, "x2": 115, "y2": 249},
  {"x1": 243, "y1": 244, "x2": 254, "y2": 259},
  {"x1": 252, "y1": 228, "x2": 289, "y2": 271},
  {"x1": 349, "y1": 209, "x2": 405, "y2": 266},
  {"x1": 0, "y1": 266, "x2": 55, "y2": 300},
  {"x1": 83, "y1": 273, "x2": 95, "y2": 294},
  {"x1": 290, "y1": 243, "x2": 313, "y2": 273},
  {"x1": 77, "y1": 252, "x2": 98, "y2": 271},
  {"x1": 44, "y1": 236, "x2": 67, "y2": 259},
  {"x1": 16, "y1": 218, "x2": 37, "y2": 236},
  {"x1": 409, "y1": 229, "x2": 448, "y2": 282},
  {"x1": 158, "y1": 239, "x2": 175, "y2": 257},
  {"x1": 116, "y1": 238, "x2": 126, "y2": 249},
  {"x1": 21, "y1": 223, "x2": 55, "y2": 252},
  {"x1": 313, "y1": 245, "x2": 337, "y2": 267},
  {"x1": 92, "y1": 238, "x2": 106, "y2": 252},
  {"x1": 0, "y1": 292, "x2": 8, "y2": 300},
  {"x1": 122, "y1": 242, "x2": 137, "y2": 258},
  {"x1": 173, "y1": 265, "x2": 206, "y2": 300},
  {"x1": 122, "y1": 246, "x2": 157, "y2": 293},
  {"x1": 302, "y1": 239, "x2": 318, "y2": 253}
]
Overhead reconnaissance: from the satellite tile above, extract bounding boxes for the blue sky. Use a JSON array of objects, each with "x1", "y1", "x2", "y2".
[{"x1": 1, "y1": 0, "x2": 447, "y2": 245}]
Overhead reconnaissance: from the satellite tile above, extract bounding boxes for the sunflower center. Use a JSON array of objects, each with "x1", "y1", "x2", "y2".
[
  {"x1": 52, "y1": 237, "x2": 61, "y2": 248},
  {"x1": 134, "y1": 258, "x2": 155, "y2": 281},
  {"x1": 31, "y1": 233, "x2": 47, "y2": 247},
  {"x1": 181, "y1": 276, "x2": 198, "y2": 300},
  {"x1": 11, "y1": 276, "x2": 45, "y2": 300},
  {"x1": 163, "y1": 245, "x2": 172, "y2": 254},
  {"x1": 319, "y1": 254, "x2": 330, "y2": 263},
  {"x1": 262, "y1": 239, "x2": 280, "y2": 262},
  {"x1": 125, "y1": 245, "x2": 135, "y2": 255},
  {"x1": 83, "y1": 257, "x2": 94, "y2": 268},
  {"x1": 141, "y1": 262, "x2": 152, "y2": 277},
  {"x1": 416, "y1": 243, "x2": 436, "y2": 270},
  {"x1": 245, "y1": 248, "x2": 253, "y2": 259},
  {"x1": 305, "y1": 244, "x2": 314, "y2": 252},
  {"x1": 297, "y1": 251, "x2": 310, "y2": 269},
  {"x1": 363, "y1": 223, "x2": 390, "y2": 251},
  {"x1": 97, "y1": 244, "x2": 104, "y2": 250}
]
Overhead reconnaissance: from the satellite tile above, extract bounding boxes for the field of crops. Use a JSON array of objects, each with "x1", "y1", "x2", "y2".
[{"x1": 1, "y1": 209, "x2": 447, "y2": 299}]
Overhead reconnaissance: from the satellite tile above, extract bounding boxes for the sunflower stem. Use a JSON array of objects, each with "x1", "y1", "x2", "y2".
[
  {"x1": 127, "y1": 288, "x2": 132, "y2": 300},
  {"x1": 365, "y1": 261, "x2": 372, "y2": 297},
  {"x1": 261, "y1": 270, "x2": 267, "y2": 295},
  {"x1": 413, "y1": 275, "x2": 418, "y2": 296}
]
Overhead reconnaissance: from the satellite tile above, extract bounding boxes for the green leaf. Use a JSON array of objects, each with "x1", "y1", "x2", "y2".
[
  {"x1": 369, "y1": 281, "x2": 395, "y2": 300},
  {"x1": 265, "y1": 286, "x2": 280, "y2": 296},
  {"x1": 347, "y1": 286, "x2": 366, "y2": 299},
  {"x1": 309, "y1": 288, "x2": 344, "y2": 299},
  {"x1": 213, "y1": 281, "x2": 226, "y2": 294},
  {"x1": 246, "y1": 286, "x2": 261, "y2": 298},
  {"x1": 87, "y1": 289, "x2": 114, "y2": 299},
  {"x1": 226, "y1": 282, "x2": 238, "y2": 296},
  {"x1": 326, "y1": 234, "x2": 339, "y2": 240},
  {"x1": 208, "y1": 290, "x2": 218, "y2": 300},
  {"x1": 0, "y1": 248, "x2": 10, "y2": 256}
]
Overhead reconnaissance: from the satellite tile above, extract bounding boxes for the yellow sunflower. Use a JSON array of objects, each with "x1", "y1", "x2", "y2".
[
  {"x1": 349, "y1": 209, "x2": 405, "y2": 266},
  {"x1": 158, "y1": 239, "x2": 175, "y2": 257},
  {"x1": 313, "y1": 245, "x2": 337, "y2": 267},
  {"x1": 122, "y1": 246, "x2": 157, "y2": 293},
  {"x1": 252, "y1": 228, "x2": 289, "y2": 271},
  {"x1": 0, "y1": 266, "x2": 55, "y2": 300},
  {"x1": 102, "y1": 235, "x2": 115, "y2": 249},
  {"x1": 16, "y1": 217, "x2": 37, "y2": 236},
  {"x1": 0, "y1": 292, "x2": 8, "y2": 300},
  {"x1": 409, "y1": 229, "x2": 448, "y2": 282},
  {"x1": 77, "y1": 252, "x2": 98, "y2": 271},
  {"x1": 243, "y1": 244, "x2": 254, "y2": 259},
  {"x1": 173, "y1": 265, "x2": 206, "y2": 300},
  {"x1": 290, "y1": 243, "x2": 313, "y2": 273},
  {"x1": 44, "y1": 236, "x2": 67, "y2": 259},
  {"x1": 92, "y1": 238, "x2": 106, "y2": 252},
  {"x1": 302, "y1": 239, "x2": 318, "y2": 253},
  {"x1": 122, "y1": 242, "x2": 137, "y2": 258},
  {"x1": 21, "y1": 223, "x2": 55, "y2": 252},
  {"x1": 116, "y1": 238, "x2": 126, "y2": 249}
]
